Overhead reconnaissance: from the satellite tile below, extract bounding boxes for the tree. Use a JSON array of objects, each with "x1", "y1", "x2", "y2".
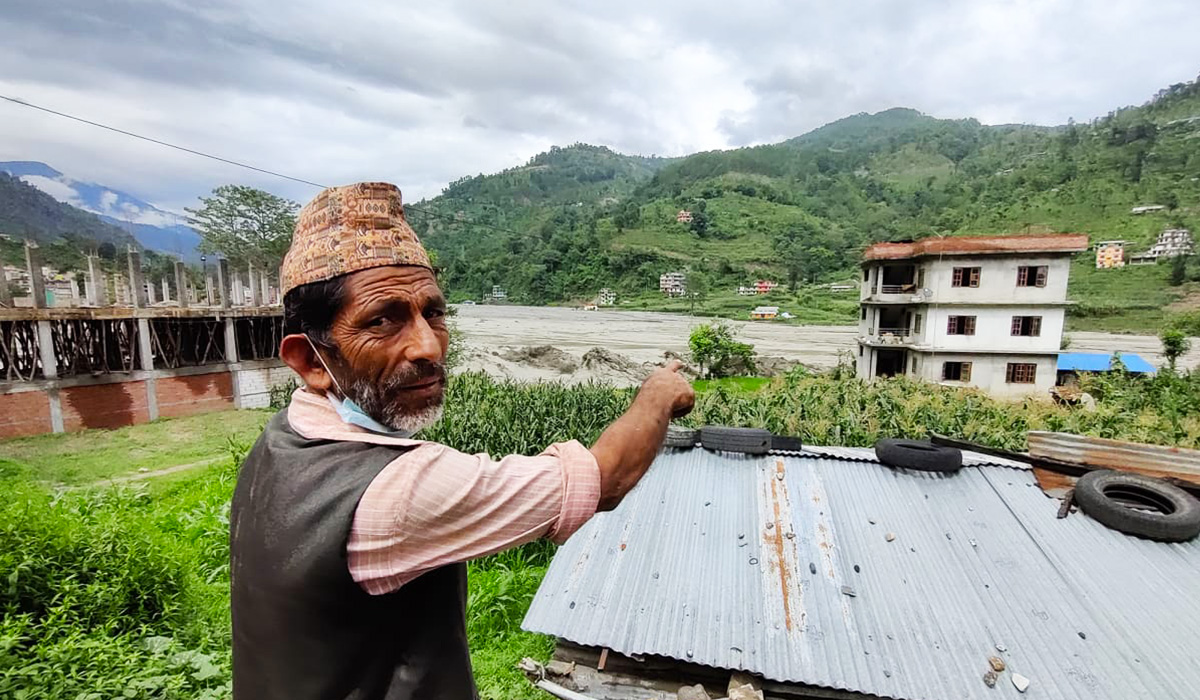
[
  {"x1": 804, "y1": 246, "x2": 836, "y2": 285},
  {"x1": 773, "y1": 229, "x2": 806, "y2": 291},
  {"x1": 1170, "y1": 255, "x2": 1188, "y2": 286},
  {"x1": 186, "y1": 185, "x2": 299, "y2": 268},
  {"x1": 689, "y1": 321, "x2": 756, "y2": 378},
  {"x1": 687, "y1": 269, "x2": 708, "y2": 314},
  {"x1": 1160, "y1": 328, "x2": 1191, "y2": 371}
]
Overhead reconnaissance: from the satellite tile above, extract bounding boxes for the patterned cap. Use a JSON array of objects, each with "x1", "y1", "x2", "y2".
[{"x1": 281, "y1": 182, "x2": 432, "y2": 294}]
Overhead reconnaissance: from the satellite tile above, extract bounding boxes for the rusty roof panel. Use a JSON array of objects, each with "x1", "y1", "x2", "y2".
[
  {"x1": 525, "y1": 449, "x2": 1200, "y2": 700},
  {"x1": 1028, "y1": 431, "x2": 1200, "y2": 486},
  {"x1": 863, "y1": 234, "x2": 1090, "y2": 262}
]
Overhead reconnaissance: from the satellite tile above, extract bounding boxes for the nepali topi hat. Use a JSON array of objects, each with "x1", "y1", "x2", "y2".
[{"x1": 281, "y1": 181, "x2": 432, "y2": 295}]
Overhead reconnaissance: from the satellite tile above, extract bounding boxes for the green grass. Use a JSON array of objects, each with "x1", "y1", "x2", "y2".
[
  {"x1": 1065, "y1": 257, "x2": 1185, "y2": 333},
  {"x1": 612, "y1": 192, "x2": 818, "y2": 268},
  {"x1": 0, "y1": 410, "x2": 271, "y2": 485},
  {"x1": 619, "y1": 285, "x2": 860, "y2": 326},
  {"x1": 693, "y1": 377, "x2": 771, "y2": 393}
]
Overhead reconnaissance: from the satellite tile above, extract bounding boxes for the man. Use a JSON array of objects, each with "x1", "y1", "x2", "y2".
[{"x1": 230, "y1": 181, "x2": 694, "y2": 699}]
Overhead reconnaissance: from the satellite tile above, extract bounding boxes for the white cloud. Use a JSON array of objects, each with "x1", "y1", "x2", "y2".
[
  {"x1": 0, "y1": 0, "x2": 1197, "y2": 212},
  {"x1": 19, "y1": 175, "x2": 81, "y2": 206}
]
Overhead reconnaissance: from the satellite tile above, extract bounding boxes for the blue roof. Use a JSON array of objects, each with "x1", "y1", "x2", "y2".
[{"x1": 1058, "y1": 352, "x2": 1156, "y2": 373}]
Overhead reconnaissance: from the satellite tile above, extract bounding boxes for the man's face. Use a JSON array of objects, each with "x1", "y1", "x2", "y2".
[{"x1": 325, "y1": 265, "x2": 450, "y2": 432}]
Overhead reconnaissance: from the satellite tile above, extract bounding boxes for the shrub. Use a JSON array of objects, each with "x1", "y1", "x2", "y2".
[
  {"x1": 689, "y1": 321, "x2": 756, "y2": 378},
  {"x1": 1161, "y1": 328, "x2": 1192, "y2": 371}
]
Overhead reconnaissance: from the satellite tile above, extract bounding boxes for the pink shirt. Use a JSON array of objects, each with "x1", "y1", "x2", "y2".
[{"x1": 286, "y1": 388, "x2": 601, "y2": 595}]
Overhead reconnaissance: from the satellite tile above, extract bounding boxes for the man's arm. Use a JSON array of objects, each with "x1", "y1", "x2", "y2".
[
  {"x1": 348, "y1": 360, "x2": 694, "y2": 594},
  {"x1": 589, "y1": 360, "x2": 695, "y2": 511}
]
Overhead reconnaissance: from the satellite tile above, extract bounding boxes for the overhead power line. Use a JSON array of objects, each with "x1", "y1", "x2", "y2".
[
  {"x1": 0, "y1": 94, "x2": 526, "y2": 237},
  {"x1": 2, "y1": 94, "x2": 329, "y2": 188}
]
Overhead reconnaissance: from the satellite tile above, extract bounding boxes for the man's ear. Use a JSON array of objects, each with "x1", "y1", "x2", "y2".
[{"x1": 280, "y1": 334, "x2": 334, "y2": 393}]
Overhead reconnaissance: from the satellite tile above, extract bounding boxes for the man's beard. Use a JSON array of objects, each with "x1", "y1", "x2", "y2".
[{"x1": 343, "y1": 360, "x2": 446, "y2": 434}]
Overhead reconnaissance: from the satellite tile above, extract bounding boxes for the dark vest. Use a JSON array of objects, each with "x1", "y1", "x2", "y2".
[{"x1": 230, "y1": 411, "x2": 477, "y2": 700}]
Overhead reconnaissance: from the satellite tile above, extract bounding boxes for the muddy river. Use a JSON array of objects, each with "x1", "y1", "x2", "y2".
[{"x1": 453, "y1": 304, "x2": 1198, "y2": 385}]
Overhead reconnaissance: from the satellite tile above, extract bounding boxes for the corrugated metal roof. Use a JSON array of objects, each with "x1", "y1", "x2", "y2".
[
  {"x1": 524, "y1": 448, "x2": 1200, "y2": 700},
  {"x1": 1057, "y1": 352, "x2": 1156, "y2": 373},
  {"x1": 1027, "y1": 432, "x2": 1200, "y2": 483}
]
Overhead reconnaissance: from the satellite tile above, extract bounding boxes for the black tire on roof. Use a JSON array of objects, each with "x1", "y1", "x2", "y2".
[
  {"x1": 771, "y1": 435, "x2": 804, "y2": 452},
  {"x1": 1073, "y1": 470, "x2": 1200, "y2": 542},
  {"x1": 874, "y1": 438, "x2": 963, "y2": 473},
  {"x1": 663, "y1": 425, "x2": 700, "y2": 449},
  {"x1": 700, "y1": 426, "x2": 772, "y2": 455}
]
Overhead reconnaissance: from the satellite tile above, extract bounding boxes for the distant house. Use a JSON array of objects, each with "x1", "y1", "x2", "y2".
[
  {"x1": 750, "y1": 306, "x2": 779, "y2": 320},
  {"x1": 755, "y1": 279, "x2": 778, "y2": 294},
  {"x1": 597, "y1": 288, "x2": 616, "y2": 306},
  {"x1": 1147, "y1": 228, "x2": 1194, "y2": 259},
  {"x1": 676, "y1": 210, "x2": 693, "y2": 223},
  {"x1": 1130, "y1": 205, "x2": 1166, "y2": 214},
  {"x1": 1128, "y1": 228, "x2": 1195, "y2": 264},
  {"x1": 659, "y1": 272, "x2": 686, "y2": 297},
  {"x1": 828, "y1": 284, "x2": 856, "y2": 292},
  {"x1": 1095, "y1": 241, "x2": 1126, "y2": 269},
  {"x1": 485, "y1": 285, "x2": 507, "y2": 302},
  {"x1": 857, "y1": 233, "x2": 1089, "y2": 398},
  {"x1": 736, "y1": 286, "x2": 757, "y2": 296}
]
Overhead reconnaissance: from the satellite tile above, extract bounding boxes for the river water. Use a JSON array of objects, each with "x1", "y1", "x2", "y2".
[{"x1": 453, "y1": 304, "x2": 1198, "y2": 384}]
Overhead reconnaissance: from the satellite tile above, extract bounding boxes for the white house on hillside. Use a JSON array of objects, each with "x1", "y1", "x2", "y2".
[{"x1": 856, "y1": 233, "x2": 1089, "y2": 398}]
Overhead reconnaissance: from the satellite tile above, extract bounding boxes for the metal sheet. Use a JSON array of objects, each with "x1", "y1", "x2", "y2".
[
  {"x1": 1028, "y1": 431, "x2": 1200, "y2": 484},
  {"x1": 525, "y1": 449, "x2": 1200, "y2": 700}
]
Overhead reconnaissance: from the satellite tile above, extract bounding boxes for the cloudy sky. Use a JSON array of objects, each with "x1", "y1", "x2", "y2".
[{"x1": 2, "y1": 0, "x2": 1198, "y2": 213}]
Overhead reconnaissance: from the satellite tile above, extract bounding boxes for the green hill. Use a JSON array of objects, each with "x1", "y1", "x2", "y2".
[
  {"x1": 410, "y1": 78, "x2": 1200, "y2": 332},
  {"x1": 0, "y1": 172, "x2": 140, "y2": 273}
]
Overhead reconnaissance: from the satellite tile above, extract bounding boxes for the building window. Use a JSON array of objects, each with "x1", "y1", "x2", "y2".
[
  {"x1": 859, "y1": 345, "x2": 864, "y2": 357},
  {"x1": 911, "y1": 357, "x2": 918, "y2": 374},
  {"x1": 952, "y1": 267, "x2": 981, "y2": 288},
  {"x1": 861, "y1": 307, "x2": 867, "y2": 320},
  {"x1": 1006, "y1": 363, "x2": 1038, "y2": 384},
  {"x1": 914, "y1": 314, "x2": 923, "y2": 333},
  {"x1": 863, "y1": 268, "x2": 870, "y2": 282},
  {"x1": 942, "y1": 361, "x2": 972, "y2": 381},
  {"x1": 1017, "y1": 266, "x2": 1048, "y2": 287},
  {"x1": 947, "y1": 315, "x2": 976, "y2": 335},
  {"x1": 1010, "y1": 316, "x2": 1042, "y2": 337},
  {"x1": 917, "y1": 268, "x2": 926, "y2": 290}
]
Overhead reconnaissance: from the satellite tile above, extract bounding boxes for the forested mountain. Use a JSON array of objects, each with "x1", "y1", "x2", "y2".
[
  {"x1": 411, "y1": 77, "x2": 1200, "y2": 327},
  {"x1": 0, "y1": 161, "x2": 202, "y2": 261},
  {"x1": 0, "y1": 171, "x2": 137, "y2": 250}
]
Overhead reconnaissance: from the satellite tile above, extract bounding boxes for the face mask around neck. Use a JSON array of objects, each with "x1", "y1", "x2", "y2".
[{"x1": 304, "y1": 335, "x2": 413, "y2": 438}]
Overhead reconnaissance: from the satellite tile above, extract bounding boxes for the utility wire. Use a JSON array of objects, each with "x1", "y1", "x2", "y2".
[
  {"x1": 2, "y1": 94, "x2": 329, "y2": 188},
  {"x1": 0, "y1": 94, "x2": 528, "y2": 237}
]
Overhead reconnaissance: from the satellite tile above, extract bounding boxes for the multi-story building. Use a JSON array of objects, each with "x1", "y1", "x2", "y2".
[
  {"x1": 659, "y1": 272, "x2": 687, "y2": 297},
  {"x1": 1146, "y1": 228, "x2": 1194, "y2": 258},
  {"x1": 676, "y1": 210, "x2": 693, "y2": 223},
  {"x1": 856, "y1": 234, "x2": 1089, "y2": 398},
  {"x1": 1095, "y1": 241, "x2": 1126, "y2": 268},
  {"x1": 597, "y1": 288, "x2": 616, "y2": 306},
  {"x1": 755, "y1": 279, "x2": 778, "y2": 294}
]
